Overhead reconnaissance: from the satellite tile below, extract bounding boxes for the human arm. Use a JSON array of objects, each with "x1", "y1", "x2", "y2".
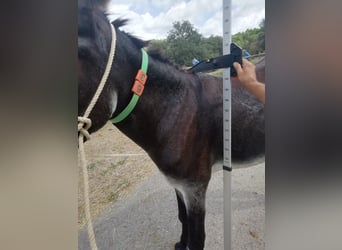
[{"x1": 233, "y1": 58, "x2": 265, "y2": 104}]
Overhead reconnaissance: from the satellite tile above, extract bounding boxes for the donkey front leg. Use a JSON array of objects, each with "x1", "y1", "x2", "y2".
[
  {"x1": 175, "y1": 189, "x2": 188, "y2": 250},
  {"x1": 187, "y1": 186, "x2": 207, "y2": 250},
  {"x1": 175, "y1": 183, "x2": 208, "y2": 250}
]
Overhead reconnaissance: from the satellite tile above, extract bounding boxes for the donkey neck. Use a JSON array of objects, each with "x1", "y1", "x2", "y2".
[{"x1": 110, "y1": 35, "x2": 195, "y2": 151}]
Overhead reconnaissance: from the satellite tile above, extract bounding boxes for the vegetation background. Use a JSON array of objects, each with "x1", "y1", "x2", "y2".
[{"x1": 147, "y1": 19, "x2": 265, "y2": 66}]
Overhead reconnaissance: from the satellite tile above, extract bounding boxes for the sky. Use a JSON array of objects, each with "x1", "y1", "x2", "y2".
[{"x1": 107, "y1": 0, "x2": 265, "y2": 40}]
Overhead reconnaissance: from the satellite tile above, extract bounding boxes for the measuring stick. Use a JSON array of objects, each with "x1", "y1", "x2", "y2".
[{"x1": 223, "y1": 0, "x2": 232, "y2": 249}]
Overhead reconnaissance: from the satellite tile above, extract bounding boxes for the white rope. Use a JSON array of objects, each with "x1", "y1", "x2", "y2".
[
  {"x1": 78, "y1": 23, "x2": 117, "y2": 250},
  {"x1": 83, "y1": 24, "x2": 117, "y2": 119}
]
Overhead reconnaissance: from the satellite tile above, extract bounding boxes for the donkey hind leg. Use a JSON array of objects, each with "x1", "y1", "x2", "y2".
[
  {"x1": 175, "y1": 189, "x2": 188, "y2": 250},
  {"x1": 174, "y1": 183, "x2": 207, "y2": 250}
]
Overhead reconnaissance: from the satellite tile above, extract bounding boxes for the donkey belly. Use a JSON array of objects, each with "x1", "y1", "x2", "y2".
[{"x1": 164, "y1": 176, "x2": 199, "y2": 213}]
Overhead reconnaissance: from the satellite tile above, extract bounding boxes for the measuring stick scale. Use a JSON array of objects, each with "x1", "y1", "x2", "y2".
[{"x1": 223, "y1": 1, "x2": 232, "y2": 250}]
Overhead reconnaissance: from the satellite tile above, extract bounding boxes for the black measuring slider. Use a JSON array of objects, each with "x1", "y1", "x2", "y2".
[{"x1": 188, "y1": 43, "x2": 242, "y2": 77}]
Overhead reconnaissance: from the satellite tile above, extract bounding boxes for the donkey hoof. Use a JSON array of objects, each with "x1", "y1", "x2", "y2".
[{"x1": 175, "y1": 242, "x2": 187, "y2": 250}]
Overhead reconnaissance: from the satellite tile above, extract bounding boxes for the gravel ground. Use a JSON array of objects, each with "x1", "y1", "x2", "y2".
[{"x1": 79, "y1": 163, "x2": 265, "y2": 250}]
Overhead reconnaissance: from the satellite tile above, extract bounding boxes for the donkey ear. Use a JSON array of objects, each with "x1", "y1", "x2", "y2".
[{"x1": 79, "y1": 0, "x2": 110, "y2": 11}]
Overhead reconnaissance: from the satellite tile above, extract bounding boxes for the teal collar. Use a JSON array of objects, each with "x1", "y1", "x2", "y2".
[{"x1": 111, "y1": 49, "x2": 149, "y2": 123}]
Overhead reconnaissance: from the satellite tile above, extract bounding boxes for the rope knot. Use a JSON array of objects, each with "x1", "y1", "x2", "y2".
[{"x1": 78, "y1": 116, "x2": 92, "y2": 141}]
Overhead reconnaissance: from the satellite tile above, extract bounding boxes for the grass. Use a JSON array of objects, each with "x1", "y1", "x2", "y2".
[
  {"x1": 107, "y1": 191, "x2": 119, "y2": 202},
  {"x1": 87, "y1": 162, "x2": 96, "y2": 170},
  {"x1": 78, "y1": 123, "x2": 156, "y2": 228}
]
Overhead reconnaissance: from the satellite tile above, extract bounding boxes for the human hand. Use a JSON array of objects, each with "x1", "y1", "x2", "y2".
[
  {"x1": 233, "y1": 58, "x2": 265, "y2": 104},
  {"x1": 233, "y1": 58, "x2": 258, "y2": 88}
]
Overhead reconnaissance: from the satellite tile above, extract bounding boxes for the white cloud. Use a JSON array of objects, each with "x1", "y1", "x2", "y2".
[
  {"x1": 201, "y1": 11, "x2": 222, "y2": 37},
  {"x1": 106, "y1": 3, "x2": 131, "y2": 15},
  {"x1": 107, "y1": 0, "x2": 264, "y2": 40},
  {"x1": 150, "y1": 0, "x2": 183, "y2": 10}
]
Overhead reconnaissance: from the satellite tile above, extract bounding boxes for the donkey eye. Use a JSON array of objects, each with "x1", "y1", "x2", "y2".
[{"x1": 78, "y1": 37, "x2": 95, "y2": 59}]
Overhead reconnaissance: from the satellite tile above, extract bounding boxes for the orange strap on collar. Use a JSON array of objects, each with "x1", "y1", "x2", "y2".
[
  {"x1": 131, "y1": 69, "x2": 147, "y2": 96},
  {"x1": 111, "y1": 49, "x2": 149, "y2": 123}
]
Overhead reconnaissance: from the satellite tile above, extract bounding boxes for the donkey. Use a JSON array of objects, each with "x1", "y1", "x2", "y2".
[{"x1": 78, "y1": 1, "x2": 264, "y2": 249}]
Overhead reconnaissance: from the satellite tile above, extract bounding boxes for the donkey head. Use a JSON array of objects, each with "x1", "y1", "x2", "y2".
[{"x1": 78, "y1": 0, "x2": 117, "y2": 133}]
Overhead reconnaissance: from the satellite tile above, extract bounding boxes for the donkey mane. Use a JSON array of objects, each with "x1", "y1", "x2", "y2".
[
  {"x1": 112, "y1": 18, "x2": 186, "y2": 71},
  {"x1": 112, "y1": 19, "x2": 148, "y2": 49},
  {"x1": 79, "y1": 0, "x2": 110, "y2": 10}
]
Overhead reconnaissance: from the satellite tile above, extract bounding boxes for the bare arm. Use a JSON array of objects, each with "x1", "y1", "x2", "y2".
[{"x1": 233, "y1": 58, "x2": 265, "y2": 104}]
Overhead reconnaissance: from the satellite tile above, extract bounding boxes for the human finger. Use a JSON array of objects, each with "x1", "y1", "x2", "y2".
[
  {"x1": 233, "y1": 62, "x2": 243, "y2": 74},
  {"x1": 242, "y1": 58, "x2": 252, "y2": 67}
]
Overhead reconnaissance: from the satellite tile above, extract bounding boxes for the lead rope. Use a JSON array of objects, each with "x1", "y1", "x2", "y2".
[{"x1": 78, "y1": 23, "x2": 116, "y2": 250}]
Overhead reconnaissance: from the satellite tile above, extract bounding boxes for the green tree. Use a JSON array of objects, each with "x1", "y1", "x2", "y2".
[
  {"x1": 166, "y1": 20, "x2": 204, "y2": 66},
  {"x1": 202, "y1": 35, "x2": 222, "y2": 58},
  {"x1": 232, "y1": 21, "x2": 265, "y2": 55},
  {"x1": 167, "y1": 20, "x2": 202, "y2": 41},
  {"x1": 258, "y1": 19, "x2": 265, "y2": 52},
  {"x1": 148, "y1": 39, "x2": 168, "y2": 53},
  {"x1": 147, "y1": 19, "x2": 265, "y2": 65}
]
